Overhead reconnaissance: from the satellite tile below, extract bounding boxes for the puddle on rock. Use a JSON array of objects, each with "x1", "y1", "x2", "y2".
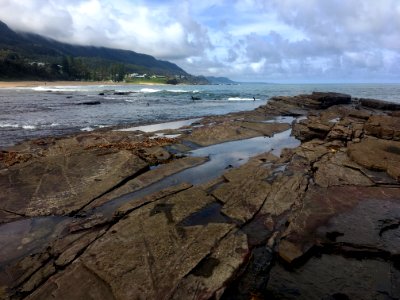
[
  {"x1": 116, "y1": 118, "x2": 202, "y2": 132},
  {"x1": 96, "y1": 129, "x2": 300, "y2": 215},
  {"x1": 178, "y1": 202, "x2": 230, "y2": 227},
  {"x1": 0, "y1": 129, "x2": 300, "y2": 266},
  {"x1": 0, "y1": 216, "x2": 70, "y2": 267},
  {"x1": 264, "y1": 116, "x2": 296, "y2": 124}
]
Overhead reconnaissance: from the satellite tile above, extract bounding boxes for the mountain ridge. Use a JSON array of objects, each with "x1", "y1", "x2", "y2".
[{"x1": 0, "y1": 20, "x2": 205, "y2": 82}]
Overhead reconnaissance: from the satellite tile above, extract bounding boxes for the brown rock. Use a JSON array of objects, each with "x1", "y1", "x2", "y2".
[
  {"x1": 187, "y1": 120, "x2": 289, "y2": 146},
  {"x1": 0, "y1": 148, "x2": 147, "y2": 221},
  {"x1": 260, "y1": 171, "x2": 308, "y2": 218},
  {"x1": 170, "y1": 230, "x2": 249, "y2": 299},
  {"x1": 348, "y1": 138, "x2": 400, "y2": 180},
  {"x1": 313, "y1": 152, "x2": 373, "y2": 187},
  {"x1": 212, "y1": 174, "x2": 271, "y2": 223},
  {"x1": 26, "y1": 263, "x2": 116, "y2": 300},
  {"x1": 86, "y1": 156, "x2": 207, "y2": 210},
  {"x1": 239, "y1": 121, "x2": 291, "y2": 136},
  {"x1": 292, "y1": 117, "x2": 334, "y2": 142},
  {"x1": 278, "y1": 239, "x2": 304, "y2": 264},
  {"x1": 327, "y1": 124, "x2": 352, "y2": 141},
  {"x1": 364, "y1": 115, "x2": 400, "y2": 140},
  {"x1": 20, "y1": 261, "x2": 56, "y2": 295},
  {"x1": 29, "y1": 187, "x2": 236, "y2": 299}
]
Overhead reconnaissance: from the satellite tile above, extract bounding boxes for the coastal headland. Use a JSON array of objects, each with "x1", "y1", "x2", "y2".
[{"x1": 1, "y1": 92, "x2": 400, "y2": 299}]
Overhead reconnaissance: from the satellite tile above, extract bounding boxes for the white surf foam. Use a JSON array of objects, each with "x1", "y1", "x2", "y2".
[
  {"x1": 166, "y1": 89, "x2": 187, "y2": 93},
  {"x1": 228, "y1": 97, "x2": 259, "y2": 101},
  {"x1": 139, "y1": 88, "x2": 161, "y2": 93},
  {"x1": 0, "y1": 123, "x2": 19, "y2": 128},
  {"x1": 80, "y1": 126, "x2": 94, "y2": 132}
]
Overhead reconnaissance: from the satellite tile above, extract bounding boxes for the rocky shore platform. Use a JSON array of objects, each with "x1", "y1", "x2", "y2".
[{"x1": 1, "y1": 92, "x2": 400, "y2": 299}]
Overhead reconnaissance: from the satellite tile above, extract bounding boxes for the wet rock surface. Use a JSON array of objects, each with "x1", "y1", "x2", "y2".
[{"x1": 1, "y1": 92, "x2": 400, "y2": 299}]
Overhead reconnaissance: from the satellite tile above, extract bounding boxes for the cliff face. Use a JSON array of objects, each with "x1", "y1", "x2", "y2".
[{"x1": 1, "y1": 93, "x2": 400, "y2": 299}]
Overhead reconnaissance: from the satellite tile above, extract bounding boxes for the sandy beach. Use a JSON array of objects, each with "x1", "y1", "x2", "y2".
[{"x1": 0, "y1": 81, "x2": 165, "y2": 88}]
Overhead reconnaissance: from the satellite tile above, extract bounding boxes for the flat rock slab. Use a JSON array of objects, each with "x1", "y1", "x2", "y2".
[
  {"x1": 85, "y1": 156, "x2": 207, "y2": 211},
  {"x1": 212, "y1": 158, "x2": 272, "y2": 224},
  {"x1": 27, "y1": 187, "x2": 240, "y2": 300},
  {"x1": 278, "y1": 186, "x2": 400, "y2": 264},
  {"x1": 187, "y1": 121, "x2": 289, "y2": 146},
  {"x1": 348, "y1": 138, "x2": 400, "y2": 181},
  {"x1": 0, "y1": 148, "x2": 147, "y2": 221},
  {"x1": 313, "y1": 151, "x2": 374, "y2": 187}
]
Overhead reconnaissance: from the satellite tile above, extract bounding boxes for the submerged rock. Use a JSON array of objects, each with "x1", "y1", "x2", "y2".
[{"x1": 76, "y1": 101, "x2": 101, "y2": 105}]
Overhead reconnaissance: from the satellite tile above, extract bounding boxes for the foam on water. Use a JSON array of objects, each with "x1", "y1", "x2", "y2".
[
  {"x1": 81, "y1": 126, "x2": 94, "y2": 132},
  {"x1": 0, "y1": 123, "x2": 19, "y2": 128},
  {"x1": 139, "y1": 88, "x2": 161, "y2": 93},
  {"x1": 228, "y1": 97, "x2": 259, "y2": 101},
  {"x1": 1, "y1": 83, "x2": 400, "y2": 147},
  {"x1": 166, "y1": 89, "x2": 187, "y2": 93}
]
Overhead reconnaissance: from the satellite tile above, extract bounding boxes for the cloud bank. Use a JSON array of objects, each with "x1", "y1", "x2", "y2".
[{"x1": 0, "y1": 0, "x2": 399, "y2": 82}]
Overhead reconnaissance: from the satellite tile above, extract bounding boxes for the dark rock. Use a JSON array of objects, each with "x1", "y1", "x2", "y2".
[
  {"x1": 113, "y1": 92, "x2": 132, "y2": 95},
  {"x1": 359, "y1": 98, "x2": 400, "y2": 110},
  {"x1": 268, "y1": 92, "x2": 351, "y2": 113},
  {"x1": 76, "y1": 101, "x2": 101, "y2": 105},
  {"x1": 277, "y1": 186, "x2": 400, "y2": 264},
  {"x1": 308, "y1": 92, "x2": 352, "y2": 108},
  {"x1": 267, "y1": 255, "x2": 397, "y2": 299}
]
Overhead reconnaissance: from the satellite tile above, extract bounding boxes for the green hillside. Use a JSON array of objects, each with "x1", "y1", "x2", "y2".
[{"x1": 0, "y1": 20, "x2": 207, "y2": 84}]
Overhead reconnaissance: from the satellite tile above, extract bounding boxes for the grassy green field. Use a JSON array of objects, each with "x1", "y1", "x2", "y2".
[{"x1": 125, "y1": 77, "x2": 168, "y2": 84}]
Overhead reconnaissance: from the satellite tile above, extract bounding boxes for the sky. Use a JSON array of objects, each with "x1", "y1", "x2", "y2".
[{"x1": 0, "y1": 0, "x2": 399, "y2": 83}]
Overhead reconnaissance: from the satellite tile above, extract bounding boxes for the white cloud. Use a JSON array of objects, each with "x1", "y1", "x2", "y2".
[{"x1": 0, "y1": 0, "x2": 399, "y2": 82}]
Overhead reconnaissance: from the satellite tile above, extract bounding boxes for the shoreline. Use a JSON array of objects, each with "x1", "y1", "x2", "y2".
[
  {"x1": 0, "y1": 80, "x2": 168, "y2": 88},
  {"x1": 1, "y1": 92, "x2": 400, "y2": 299}
]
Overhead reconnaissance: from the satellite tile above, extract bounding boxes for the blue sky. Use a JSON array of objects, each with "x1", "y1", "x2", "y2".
[{"x1": 0, "y1": 0, "x2": 399, "y2": 82}]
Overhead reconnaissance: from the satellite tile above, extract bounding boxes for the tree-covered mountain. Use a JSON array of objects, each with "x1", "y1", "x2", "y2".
[
  {"x1": 206, "y1": 76, "x2": 236, "y2": 84},
  {"x1": 0, "y1": 20, "x2": 207, "y2": 83}
]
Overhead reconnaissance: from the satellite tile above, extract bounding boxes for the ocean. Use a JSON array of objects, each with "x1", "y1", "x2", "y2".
[{"x1": 0, "y1": 83, "x2": 400, "y2": 147}]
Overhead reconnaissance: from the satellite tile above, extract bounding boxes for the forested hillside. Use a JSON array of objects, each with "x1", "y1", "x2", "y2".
[{"x1": 0, "y1": 20, "x2": 206, "y2": 83}]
